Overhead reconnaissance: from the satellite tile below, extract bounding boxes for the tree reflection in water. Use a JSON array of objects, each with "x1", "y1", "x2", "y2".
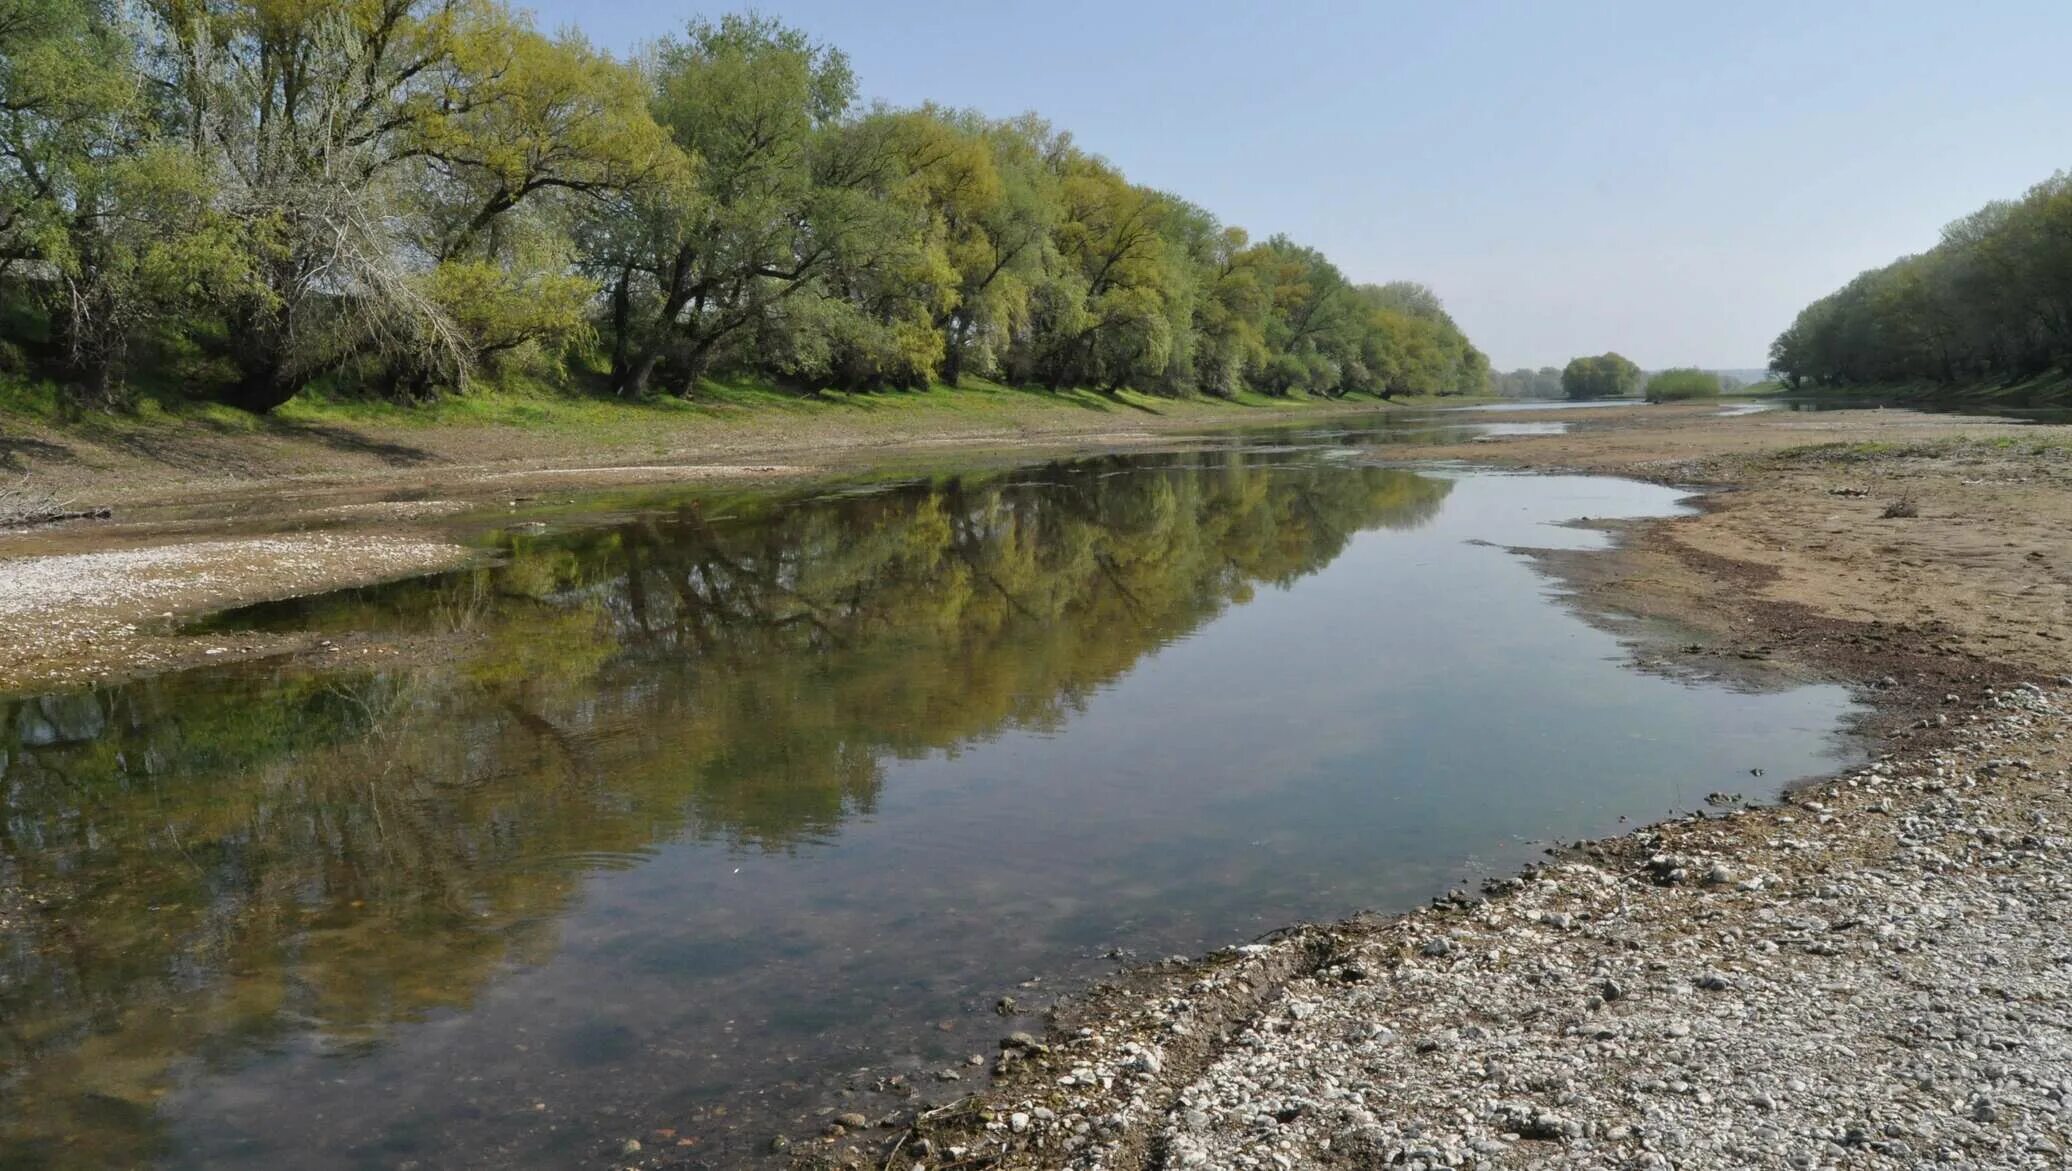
[{"x1": 0, "y1": 453, "x2": 1449, "y2": 1166}]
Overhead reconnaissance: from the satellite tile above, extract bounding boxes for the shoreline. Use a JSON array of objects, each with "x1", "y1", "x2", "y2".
[
  {"x1": 0, "y1": 390, "x2": 1438, "y2": 521},
  {"x1": 0, "y1": 398, "x2": 2034, "y2": 697},
  {"x1": 750, "y1": 406, "x2": 2072, "y2": 1169},
  {"x1": 3, "y1": 399, "x2": 2070, "y2": 1170},
  {"x1": 874, "y1": 681, "x2": 2067, "y2": 1171},
  {"x1": 0, "y1": 393, "x2": 1441, "y2": 692}
]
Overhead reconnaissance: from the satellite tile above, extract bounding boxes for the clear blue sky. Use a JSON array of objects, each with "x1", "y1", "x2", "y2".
[{"x1": 522, "y1": 0, "x2": 2072, "y2": 371}]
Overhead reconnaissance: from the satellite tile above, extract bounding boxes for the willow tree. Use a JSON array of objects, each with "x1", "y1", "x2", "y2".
[
  {"x1": 132, "y1": 0, "x2": 654, "y2": 409},
  {"x1": 0, "y1": 0, "x2": 243, "y2": 396},
  {"x1": 597, "y1": 13, "x2": 857, "y2": 395},
  {"x1": 1561, "y1": 351, "x2": 1641, "y2": 399},
  {"x1": 1017, "y1": 155, "x2": 1178, "y2": 391},
  {"x1": 396, "y1": 19, "x2": 675, "y2": 391}
]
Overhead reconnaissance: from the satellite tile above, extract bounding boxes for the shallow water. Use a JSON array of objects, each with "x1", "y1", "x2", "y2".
[
  {"x1": 0, "y1": 435, "x2": 1862, "y2": 1169},
  {"x1": 1448, "y1": 398, "x2": 1639, "y2": 411}
]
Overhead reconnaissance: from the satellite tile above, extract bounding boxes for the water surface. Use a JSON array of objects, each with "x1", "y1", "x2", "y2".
[{"x1": 0, "y1": 436, "x2": 1860, "y2": 1168}]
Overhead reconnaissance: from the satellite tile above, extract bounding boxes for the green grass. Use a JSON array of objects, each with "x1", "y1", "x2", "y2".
[
  {"x1": 1722, "y1": 379, "x2": 1786, "y2": 397},
  {"x1": 1778, "y1": 372, "x2": 2072, "y2": 407},
  {"x1": 1773, "y1": 433, "x2": 2072, "y2": 466},
  {"x1": 2, "y1": 367, "x2": 1461, "y2": 466},
  {"x1": 271, "y1": 374, "x2": 1431, "y2": 433}
]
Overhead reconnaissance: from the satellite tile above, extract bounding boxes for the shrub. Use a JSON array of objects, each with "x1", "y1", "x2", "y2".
[{"x1": 1644, "y1": 368, "x2": 1723, "y2": 402}]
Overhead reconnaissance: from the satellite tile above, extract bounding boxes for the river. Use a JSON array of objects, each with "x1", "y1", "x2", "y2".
[{"x1": 0, "y1": 424, "x2": 1862, "y2": 1168}]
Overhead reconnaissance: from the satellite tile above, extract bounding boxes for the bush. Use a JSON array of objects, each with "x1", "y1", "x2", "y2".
[{"x1": 1644, "y1": 368, "x2": 1722, "y2": 402}]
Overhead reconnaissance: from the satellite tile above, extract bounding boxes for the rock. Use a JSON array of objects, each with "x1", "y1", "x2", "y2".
[
  {"x1": 834, "y1": 1112, "x2": 868, "y2": 1129},
  {"x1": 620, "y1": 1138, "x2": 641, "y2": 1155},
  {"x1": 846, "y1": 688, "x2": 2072, "y2": 1171},
  {"x1": 768, "y1": 1136, "x2": 791, "y2": 1154}
]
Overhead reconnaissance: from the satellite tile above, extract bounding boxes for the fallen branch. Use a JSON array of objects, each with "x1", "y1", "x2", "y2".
[{"x1": 0, "y1": 476, "x2": 109, "y2": 529}]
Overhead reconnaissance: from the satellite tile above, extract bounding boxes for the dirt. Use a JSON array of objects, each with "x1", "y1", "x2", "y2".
[
  {"x1": 1404, "y1": 402, "x2": 2072, "y2": 682},
  {"x1": 3, "y1": 398, "x2": 2066, "y2": 701},
  {"x1": 0, "y1": 394, "x2": 1398, "y2": 520}
]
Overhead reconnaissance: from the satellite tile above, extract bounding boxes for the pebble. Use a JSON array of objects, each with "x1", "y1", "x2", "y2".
[{"x1": 931, "y1": 687, "x2": 2072, "y2": 1171}]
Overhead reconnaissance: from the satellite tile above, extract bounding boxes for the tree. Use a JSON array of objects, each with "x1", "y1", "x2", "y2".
[
  {"x1": 0, "y1": 2, "x2": 1489, "y2": 410},
  {"x1": 1561, "y1": 352, "x2": 1641, "y2": 399},
  {"x1": 1770, "y1": 170, "x2": 2072, "y2": 391},
  {"x1": 0, "y1": 0, "x2": 243, "y2": 398},
  {"x1": 596, "y1": 12, "x2": 856, "y2": 396},
  {"x1": 395, "y1": 18, "x2": 675, "y2": 392}
]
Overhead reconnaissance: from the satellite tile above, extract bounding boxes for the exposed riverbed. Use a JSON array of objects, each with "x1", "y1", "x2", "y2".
[{"x1": 0, "y1": 426, "x2": 1867, "y2": 1169}]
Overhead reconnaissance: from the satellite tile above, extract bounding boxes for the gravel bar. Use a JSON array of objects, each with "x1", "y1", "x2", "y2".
[{"x1": 847, "y1": 683, "x2": 2072, "y2": 1171}]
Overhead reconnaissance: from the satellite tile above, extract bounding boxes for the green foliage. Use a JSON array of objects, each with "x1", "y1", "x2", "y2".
[
  {"x1": 0, "y1": 3, "x2": 1485, "y2": 413},
  {"x1": 1492, "y1": 366, "x2": 1565, "y2": 398},
  {"x1": 1771, "y1": 170, "x2": 2072, "y2": 390},
  {"x1": 1561, "y1": 352, "x2": 1641, "y2": 400},
  {"x1": 1643, "y1": 367, "x2": 1722, "y2": 402}
]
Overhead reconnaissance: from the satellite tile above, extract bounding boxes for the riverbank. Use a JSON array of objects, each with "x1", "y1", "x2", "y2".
[
  {"x1": 1771, "y1": 372, "x2": 2072, "y2": 411},
  {"x1": 0, "y1": 385, "x2": 1429, "y2": 690},
  {"x1": 754, "y1": 403, "x2": 2072, "y2": 1169},
  {"x1": 5, "y1": 397, "x2": 2071, "y2": 1171},
  {"x1": 0, "y1": 381, "x2": 1417, "y2": 518},
  {"x1": 882, "y1": 684, "x2": 2069, "y2": 1171}
]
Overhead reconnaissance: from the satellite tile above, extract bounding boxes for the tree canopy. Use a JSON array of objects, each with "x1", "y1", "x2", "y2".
[
  {"x1": 1769, "y1": 171, "x2": 2072, "y2": 390},
  {"x1": 0, "y1": 3, "x2": 1487, "y2": 411},
  {"x1": 1491, "y1": 366, "x2": 1564, "y2": 399},
  {"x1": 1560, "y1": 352, "x2": 1641, "y2": 400}
]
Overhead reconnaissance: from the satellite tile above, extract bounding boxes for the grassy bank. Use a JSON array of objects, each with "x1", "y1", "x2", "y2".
[
  {"x1": 0, "y1": 374, "x2": 1470, "y2": 510},
  {"x1": 1776, "y1": 371, "x2": 2072, "y2": 408}
]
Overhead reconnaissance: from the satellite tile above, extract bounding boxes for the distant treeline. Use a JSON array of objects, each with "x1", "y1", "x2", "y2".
[
  {"x1": 1770, "y1": 171, "x2": 2072, "y2": 389},
  {"x1": 0, "y1": 3, "x2": 1488, "y2": 412},
  {"x1": 1491, "y1": 366, "x2": 1565, "y2": 399},
  {"x1": 1493, "y1": 357, "x2": 1750, "y2": 401}
]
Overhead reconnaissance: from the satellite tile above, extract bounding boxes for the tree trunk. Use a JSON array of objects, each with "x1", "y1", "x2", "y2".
[
  {"x1": 608, "y1": 265, "x2": 634, "y2": 381},
  {"x1": 943, "y1": 315, "x2": 970, "y2": 387},
  {"x1": 221, "y1": 361, "x2": 300, "y2": 413},
  {"x1": 613, "y1": 348, "x2": 660, "y2": 397}
]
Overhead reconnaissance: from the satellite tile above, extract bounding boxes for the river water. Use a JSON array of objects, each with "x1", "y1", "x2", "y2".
[{"x1": 0, "y1": 424, "x2": 1862, "y2": 1168}]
